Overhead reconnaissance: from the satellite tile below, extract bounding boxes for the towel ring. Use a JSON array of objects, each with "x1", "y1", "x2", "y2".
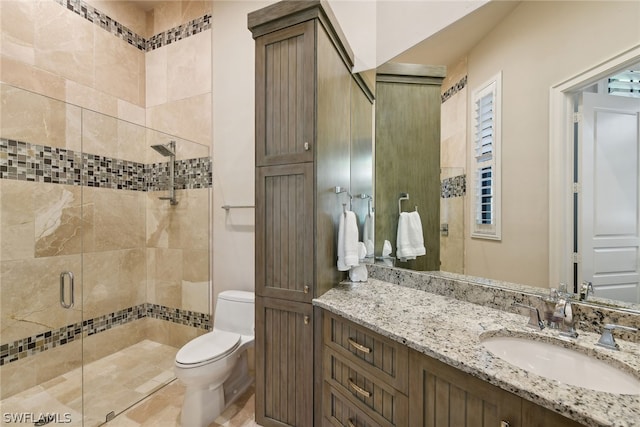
[{"x1": 398, "y1": 193, "x2": 409, "y2": 214}]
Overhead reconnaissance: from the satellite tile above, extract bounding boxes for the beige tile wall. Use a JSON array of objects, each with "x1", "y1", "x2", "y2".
[{"x1": 0, "y1": 0, "x2": 212, "y2": 399}]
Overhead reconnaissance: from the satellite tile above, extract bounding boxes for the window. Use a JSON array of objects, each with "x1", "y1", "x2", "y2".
[{"x1": 471, "y1": 73, "x2": 501, "y2": 239}]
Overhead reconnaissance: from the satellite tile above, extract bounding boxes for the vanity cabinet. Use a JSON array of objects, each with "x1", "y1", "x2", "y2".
[
  {"x1": 408, "y1": 349, "x2": 584, "y2": 427},
  {"x1": 322, "y1": 311, "x2": 409, "y2": 427},
  {"x1": 322, "y1": 309, "x2": 585, "y2": 427},
  {"x1": 408, "y1": 348, "x2": 521, "y2": 426}
]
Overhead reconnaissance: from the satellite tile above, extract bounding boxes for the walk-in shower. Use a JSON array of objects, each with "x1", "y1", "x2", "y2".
[
  {"x1": 0, "y1": 83, "x2": 212, "y2": 427},
  {"x1": 152, "y1": 140, "x2": 178, "y2": 205}
]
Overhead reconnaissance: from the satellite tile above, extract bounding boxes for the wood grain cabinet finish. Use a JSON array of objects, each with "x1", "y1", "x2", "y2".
[
  {"x1": 322, "y1": 312, "x2": 409, "y2": 427},
  {"x1": 255, "y1": 21, "x2": 315, "y2": 167},
  {"x1": 323, "y1": 311, "x2": 408, "y2": 393},
  {"x1": 255, "y1": 296, "x2": 314, "y2": 427},
  {"x1": 251, "y1": 2, "x2": 367, "y2": 425},
  {"x1": 255, "y1": 163, "x2": 314, "y2": 302},
  {"x1": 408, "y1": 349, "x2": 585, "y2": 427}
]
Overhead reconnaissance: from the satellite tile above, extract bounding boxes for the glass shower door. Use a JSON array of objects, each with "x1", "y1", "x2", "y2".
[{"x1": 0, "y1": 83, "x2": 85, "y2": 426}]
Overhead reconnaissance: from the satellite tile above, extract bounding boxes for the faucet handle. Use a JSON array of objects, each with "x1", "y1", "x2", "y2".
[
  {"x1": 513, "y1": 302, "x2": 545, "y2": 330},
  {"x1": 596, "y1": 323, "x2": 638, "y2": 350}
]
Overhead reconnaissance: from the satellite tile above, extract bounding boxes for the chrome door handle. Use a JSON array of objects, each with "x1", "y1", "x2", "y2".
[{"x1": 60, "y1": 271, "x2": 75, "y2": 309}]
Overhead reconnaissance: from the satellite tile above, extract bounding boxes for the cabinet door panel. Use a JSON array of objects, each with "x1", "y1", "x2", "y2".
[
  {"x1": 256, "y1": 21, "x2": 315, "y2": 166},
  {"x1": 256, "y1": 163, "x2": 314, "y2": 301},
  {"x1": 256, "y1": 297, "x2": 313, "y2": 427},
  {"x1": 409, "y1": 349, "x2": 521, "y2": 427}
]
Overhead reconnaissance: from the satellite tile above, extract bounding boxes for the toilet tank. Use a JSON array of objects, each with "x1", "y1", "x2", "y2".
[{"x1": 214, "y1": 290, "x2": 255, "y2": 336}]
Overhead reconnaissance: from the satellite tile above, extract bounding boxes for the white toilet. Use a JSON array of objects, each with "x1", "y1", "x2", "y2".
[{"x1": 174, "y1": 290, "x2": 255, "y2": 427}]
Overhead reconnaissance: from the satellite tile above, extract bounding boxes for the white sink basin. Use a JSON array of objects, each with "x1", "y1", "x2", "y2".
[{"x1": 481, "y1": 336, "x2": 640, "y2": 395}]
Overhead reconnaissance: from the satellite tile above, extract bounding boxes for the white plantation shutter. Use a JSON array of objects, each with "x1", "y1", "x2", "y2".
[{"x1": 472, "y1": 73, "x2": 501, "y2": 239}]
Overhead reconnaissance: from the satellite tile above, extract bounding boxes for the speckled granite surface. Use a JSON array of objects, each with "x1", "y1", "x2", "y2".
[
  {"x1": 368, "y1": 264, "x2": 640, "y2": 342},
  {"x1": 314, "y1": 279, "x2": 640, "y2": 427}
]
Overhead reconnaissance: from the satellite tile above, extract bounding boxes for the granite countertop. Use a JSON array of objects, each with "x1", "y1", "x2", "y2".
[{"x1": 313, "y1": 279, "x2": 640, "y2": 427}]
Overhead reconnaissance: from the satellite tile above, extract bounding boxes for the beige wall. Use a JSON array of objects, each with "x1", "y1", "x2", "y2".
[
  {"x1": 463, "y1": 1, "x2": 640, "y2": 288},
  {"x1": 210, "y1": 1, "x2": 275, "y2": 310}
]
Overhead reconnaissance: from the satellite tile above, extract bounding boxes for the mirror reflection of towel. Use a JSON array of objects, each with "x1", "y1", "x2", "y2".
[
  {"x1": 396, "y1": 211, "x2": 426, "y2": 262},
  {"x1": 338, "y1": 211, "x2": 359, "y2": 271},
  {"x1": 363, "y1": 214, "x2": 374, "y2": 257}
]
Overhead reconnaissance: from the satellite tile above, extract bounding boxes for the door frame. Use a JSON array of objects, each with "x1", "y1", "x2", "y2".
[{"x1": 549, "y1": 44, "x2": 640, "y2": 288}]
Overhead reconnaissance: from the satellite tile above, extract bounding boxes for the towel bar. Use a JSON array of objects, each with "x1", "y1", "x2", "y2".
[{"x1": 221, "y1": 205, "x2": 254, "y2": 211}]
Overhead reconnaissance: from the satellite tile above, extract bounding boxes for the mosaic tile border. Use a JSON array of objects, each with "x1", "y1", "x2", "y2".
[
  {"x1": 0, "y1": 304, "x2": 211, "y2": 367},
  {"x1": 0, "y1": 138, "x2": 213, "y2": 190},
  {"x1": 54, "y1": 0, "x2": 211, "y2": 52},
  {"x1": 441, "y1": 174, "x2": 466, "y2": 198},
  {"x1": 441, "y1": 75, "x2": 468, "y2": 104}
]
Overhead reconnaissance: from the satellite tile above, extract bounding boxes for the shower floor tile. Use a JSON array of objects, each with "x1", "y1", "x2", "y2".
[{"x1": 0, "y1": 339, "x2": 178, "y2": 427}]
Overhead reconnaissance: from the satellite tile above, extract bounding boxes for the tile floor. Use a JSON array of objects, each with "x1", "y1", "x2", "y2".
[
  {"x1": 0, "y1": 339, "x2": 259, "y2": 426},
  {"x1": 113, "y1": 380, "x2": 259, "y2": 427}
]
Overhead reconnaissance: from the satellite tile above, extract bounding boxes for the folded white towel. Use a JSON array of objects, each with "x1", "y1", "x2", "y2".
[
  {"x1": 396, "y1": 211, "x2": 426, "y2": 262},
  {"x1": 382, "y1": 240, "x2": 392, "y2": 257},
  {"x1": 363, "y1": 214, "x2": 374, "y2": 256},
  {"x1": 337, "y1": 211, "x2": 359, "y2": 271}
]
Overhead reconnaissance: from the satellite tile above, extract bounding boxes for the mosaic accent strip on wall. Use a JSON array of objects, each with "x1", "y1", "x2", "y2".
[
  {"x1": 0, "y1": 304, "x2": 211, "y2": 367},
  {"x1": 441, "y1": 174, "x2": 466, "y2": 198},
  {"x1": 441, "y1": 75, "x2": 468, "y2": 104},
  {"x1": 0, "y1": 138, "x2": 213, "y2": 190},
  {"x1": 53, "y1": 0, "x2": 212, "y2": 52}
]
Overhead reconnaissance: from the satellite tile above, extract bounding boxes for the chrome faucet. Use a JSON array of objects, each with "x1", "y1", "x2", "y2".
[
  {"x1": 513, "y1": 302, "x2": 545, "y2": 330},
  {"x1": 545, "y1": 284, "x2": 578, "y2": 338},
  {"x1": 556, "y1": 298, "x2": 578, "y2": 339},
  {"x1": 596, "y1": 324, "x2": 639, "y2": 350},
  {"x1": 579, "y1": 281, "x2": 594, "y2": 301}
]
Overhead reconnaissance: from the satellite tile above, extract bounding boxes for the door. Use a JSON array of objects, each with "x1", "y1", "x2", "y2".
[{"x1": 579, "y1": 92, "x2": 640, "y2": 303}]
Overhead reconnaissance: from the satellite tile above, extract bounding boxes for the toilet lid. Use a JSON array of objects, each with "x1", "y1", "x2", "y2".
[{"x1": 176, "y1": 330, "x2": 241, "y2": 366}]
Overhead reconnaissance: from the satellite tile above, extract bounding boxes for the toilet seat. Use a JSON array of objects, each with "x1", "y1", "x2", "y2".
[{"x1": 176, "y1": 330, "x2": 241, "y2": 367}]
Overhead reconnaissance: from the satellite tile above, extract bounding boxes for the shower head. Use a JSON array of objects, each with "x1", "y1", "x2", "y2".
[{"x1": 151, "y1": 141, "x2": 175, "y2": 157}]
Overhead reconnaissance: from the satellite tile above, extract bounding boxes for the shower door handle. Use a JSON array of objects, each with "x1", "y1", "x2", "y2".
[{"x1": 60, "y1": 271, "x2": 75, "y2": 309}]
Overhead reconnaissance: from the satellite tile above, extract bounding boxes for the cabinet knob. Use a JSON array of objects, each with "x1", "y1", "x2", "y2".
[
  {"x1": 500, "y1": 421, "x2": 510, "y2": 427},
  {"x1": 303, "y1": 285, "x2": 310, "y2": 294},
  {"x1": 304, "y1": 315, "x2": 310, "y2": 325},
  {"x1": 303, "y1": 141, "x2": 310, "y2": 151}
]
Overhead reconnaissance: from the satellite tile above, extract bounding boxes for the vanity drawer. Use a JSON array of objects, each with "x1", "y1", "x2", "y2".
[
  {"x1": 323, "y1": 312, "x2": 408, "y2": 393},
  {"x1": 323, "y1": 382, "x2": 393, "y2": 427},
  {"x1": 324, "y1": 347, "x2": 408, "y2": 427}
]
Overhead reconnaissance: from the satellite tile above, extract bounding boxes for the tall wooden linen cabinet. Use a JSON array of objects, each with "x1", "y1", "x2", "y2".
[{"x1": 249, "y1": 2, "x2": 373, "y2": 426}]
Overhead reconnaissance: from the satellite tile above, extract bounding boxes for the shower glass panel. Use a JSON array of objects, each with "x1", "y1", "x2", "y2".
[
  {"x1": 0, "y1": 83, "x2": 212, "y2": 426},
  {"x1": 0, "y1": 83, "x2": 84, "y2": 426}
]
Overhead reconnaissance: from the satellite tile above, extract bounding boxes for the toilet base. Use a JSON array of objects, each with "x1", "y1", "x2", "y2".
[
  {"x1": 180, "y1": 382, "x2": 224, "y2": 427},
  {"x1": 179, "y1": 352, "x2": 254, "y2": 427}
]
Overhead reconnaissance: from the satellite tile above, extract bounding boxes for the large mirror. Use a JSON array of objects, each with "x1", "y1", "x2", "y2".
[{"x1": 372, "y1": 0, "x2": 640, "y2": 311}]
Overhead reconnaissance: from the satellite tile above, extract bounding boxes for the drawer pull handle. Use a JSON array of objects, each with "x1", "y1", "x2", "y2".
[
  {"x1": 348, "y1": 379, "x2": 371, "y2": 398},
  {"x1": 348, "y1": 338, "x2": 371, "y2": 354},
  {"x1": 348, "y1": 419, "x2": 356, "y2": 427},
  {"x1": 304, "y1": 316, "x2": 310, "y2": 325},
  {"x1": 304, "y1": 285, "x2": 310, "y2": 294}
]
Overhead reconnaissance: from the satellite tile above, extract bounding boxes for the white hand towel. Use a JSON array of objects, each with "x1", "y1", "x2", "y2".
[
  {"x1": 382, "y1": 240, "x2": 392, "y2": 257},
  {"x1": 337, "y1": 211, "x2": 359, "y2": 271},
  {"x1": 363, "y1": 214, "x2": 374, "y2": 256},
  {"x1": 396, "y1": 211, "x2": 426, "y2": 262}
]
